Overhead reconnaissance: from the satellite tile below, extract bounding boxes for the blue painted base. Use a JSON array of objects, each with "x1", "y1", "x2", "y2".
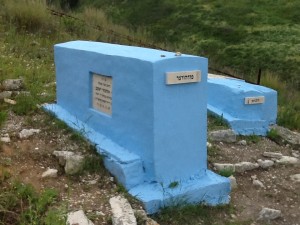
[
  {"x1": 208, "y1": 76, "x2": 277, "y2": 136},
  {"x1": 130, "y1": 170, "x2": 230, "y2": 214},
  {"x1": 44, "y1": 103, "x2": 230, "y2": 214}
]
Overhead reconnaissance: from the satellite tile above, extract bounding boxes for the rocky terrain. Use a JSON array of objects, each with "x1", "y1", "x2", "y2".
[{"x1": 0, "y1": 79, "x2": 299, "y2": 225}]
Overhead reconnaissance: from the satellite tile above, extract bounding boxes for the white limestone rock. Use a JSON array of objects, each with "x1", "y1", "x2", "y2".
[
  {"x1": 229, "y1": 175, "x2": 237, "y2": 189},
  {"x1": 208, "y1": 129, "x2": 237, "y2": 143},
  {"x1": 134, "y1": 210, "x2": 160, "y2": 225},
  {"x1": 263, "y1": 152, "x2": 283, "y2": 159},
  {"x1": 276, "y1": 156, "x2": 299, "y2": 165},
  {"x1": 253, "y1": 179, "x2": 265, "y2": 188},
  {"x1": 19, "y1": 129, "x2": 41, "y2": 139},
  {"x1": 0, "y1": 91, "x2": 12, "y2": 100},
  {"x1": 0, "y1": 134, "x2": 11, "y2": 143},
  {"x1": 53, "y1": 150, "x2": 75, "y2": 166},
  {"x1": 270, "y1": 125, "x2": 300, "y2": 150},
  {"x1": 67, "y1": 210, "x2": 94, "y2": 225},
  {"x1": 4, "y1": 98, "x2": 16, "y2": 105},
  {"x1": 257, "y1": 159, "x2": 274, "y2": 169},
  {"x1": 206, "y1": 142, "x2": 212, "y2": 148},
  {"x1": 234, "y1": 162, "x2": 259, "y2": 173},
  {"x1": 2, "y1": 79, "x2": 24, "y2": 91},
  {"x1": 237, "y1": 140, "x2": 247, "y2": 146},
  {"x1": 41, "y1": 168, "x2": 58, "y2": 178},
  {"x1": 213, "y1": 163, "x2": 235, "y2": 172},
  {"x1": 65, "y1": 154, "x2": 84, "y2": 175},
  {"x1": 290, "y1": 174, "x2": 300, "y2": 183},
  {"x1": 257, "y1": 207, "x2": 281, "y2": 221},
  {"x1": 110, "y1": 196, "x2": 137, "y2": 225}
]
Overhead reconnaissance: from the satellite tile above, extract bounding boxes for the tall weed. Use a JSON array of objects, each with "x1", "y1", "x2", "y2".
[
  {"x1": 261, "y1": 72, "x2": 300, "y2": 131},
  {"x1": 2, "y1": 0, "x2": 56, "y2": 33}
]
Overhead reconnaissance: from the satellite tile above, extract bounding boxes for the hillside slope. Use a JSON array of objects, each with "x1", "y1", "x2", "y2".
[{"x1": 81, "y1": 0, "x2": 300, "y2": 88}]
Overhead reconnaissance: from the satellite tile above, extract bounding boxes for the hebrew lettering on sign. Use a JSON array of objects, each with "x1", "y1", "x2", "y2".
[
  {"x1": 244, "y1": 96, "x2": 265, "y2": 105},
  {"x1": 166, "y1": 70, "x2": 201, "y2": 85},
  {"x1": 92, "y1": 73, "x2": 113, "y2": 115}
]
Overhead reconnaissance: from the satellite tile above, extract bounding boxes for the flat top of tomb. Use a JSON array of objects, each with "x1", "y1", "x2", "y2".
[{"x1": 55, "y1": 41, "x2": 203, "y2": 63}]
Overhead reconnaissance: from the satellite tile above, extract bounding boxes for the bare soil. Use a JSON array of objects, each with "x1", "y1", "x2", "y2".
[{"x1": 0, "y1": 111, "x2": 299, "y2": 225}]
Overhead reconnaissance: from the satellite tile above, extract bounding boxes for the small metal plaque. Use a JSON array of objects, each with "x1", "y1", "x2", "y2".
[
  {"x1": 244, "y1": 96, "x2": 265, "y2": 105},
  {"x1": 93, "y1": 74, "x2": 112, "y2": 115},
  {"x1": 166, "y1": 70, "x2": 201, "y2": 85}
]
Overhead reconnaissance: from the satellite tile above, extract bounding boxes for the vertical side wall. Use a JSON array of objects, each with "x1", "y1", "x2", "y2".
[
  {"x1": 153, "y1": 57, "x2": 208, "y2": 184},
  {"x1": 54, "y1": 45, "x2": 156, "y2": 180}
]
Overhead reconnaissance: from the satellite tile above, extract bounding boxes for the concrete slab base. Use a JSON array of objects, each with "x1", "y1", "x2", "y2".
[
  {"x1": 129, "y1": 170, "x2": 230, "y2": 214},
  {"x1": 44, "y1": 103, "x2": 230, "y2": 214}
]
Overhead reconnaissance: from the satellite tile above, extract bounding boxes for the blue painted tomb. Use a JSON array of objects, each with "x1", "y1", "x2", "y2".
[
  {"x1": 44, "y1": 41, "x2": 230, "y2": 213},
  {"x1": 207, "y1": 74, "x2": 277, "y2": 135}
]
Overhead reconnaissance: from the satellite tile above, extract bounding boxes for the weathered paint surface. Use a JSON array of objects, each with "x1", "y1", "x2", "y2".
[
  {"x1": 44, "y1": 41, "x2": 230, "y2": 213},
  {"x1": 208, "y1": 75, "x2": 277, "y2": 135}
]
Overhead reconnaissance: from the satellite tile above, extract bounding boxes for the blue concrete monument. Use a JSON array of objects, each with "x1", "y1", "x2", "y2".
[
  {"x1": 208, "y1": 74, "x2": 277, "y2": 135},
  {"x1": 44, "y1": 41, "x2": 230, "y2": 213}
]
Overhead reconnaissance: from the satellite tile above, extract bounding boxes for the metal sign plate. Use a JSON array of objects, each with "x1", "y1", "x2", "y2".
[
  {"x1": 244, "y1": 96, "x2": 265, "y2": 105},
  {"x1": 166, "y1": 70, "x2": 201, "y2": 85},
  {"x1": 93, "y1": 74, "x2": 113, "y2": 115}
]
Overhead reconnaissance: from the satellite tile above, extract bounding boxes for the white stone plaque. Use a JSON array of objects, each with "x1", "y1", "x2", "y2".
[
  {"x1": 166, "y1": 70, "x2": 201, "y2": 85},
  {"x1": 244, "y1": 96, "x2": 265, "y2": 105},
  {"x1": 93, "y1": 74, "x2": 112, "y2": 115}
]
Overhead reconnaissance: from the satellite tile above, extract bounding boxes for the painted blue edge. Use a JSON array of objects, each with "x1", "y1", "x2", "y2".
[
  {"x1": 43, "y1": 103, "x2": 144, "y2": 189},
  {"x1": 129, "y1": 170, "x2": 230, "y2": 214},
  {"x1": 43, "y1": 103, "x2": 230, "y2": 214},
  {"x1": 207, "y1": 78, "x2": 277, "y2": 136}
]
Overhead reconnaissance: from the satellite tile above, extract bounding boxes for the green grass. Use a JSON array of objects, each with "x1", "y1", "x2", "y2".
[
  {"x1": 208, "y1": 113, "x2": 230, "y2": 131},
  {"x1": 82, "y1": 0, "x2": 300, "y2": 89},
  {"x1": 0, "y1": 181, "x2": 65, "y2": 225},
  {"x1": 238, "y1": 134, "x2": 261, "y2": 144},
  {"x1": 153, "y1": 204, "x2": 250, "y2": 225},
  {"x1": 0, "y1": 111, "x2": 7, "y2": 127}
]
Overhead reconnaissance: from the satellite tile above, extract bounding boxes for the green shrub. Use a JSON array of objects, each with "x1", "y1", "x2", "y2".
[
  {"x1": 267, "y1": 128, "x2": 280, "y2": 141},
  {"x1": 12, "y1": 94, "x2": 38, "y2": 115},
  {"x1": 218, "y1": 168, "x2": 235, "y2": 178}
]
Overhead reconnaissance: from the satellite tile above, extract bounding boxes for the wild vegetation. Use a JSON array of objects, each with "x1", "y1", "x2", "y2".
[
  {"x1": 0, "y1": 0, "x2": 299, "y2": 224},
  {"x1": 81, "y1": 0, "x2": 300, "y2": 130}
]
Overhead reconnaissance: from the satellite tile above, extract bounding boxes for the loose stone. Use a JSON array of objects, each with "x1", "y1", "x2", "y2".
[
  {"x1": 263, "y1": 152, "x2": 283, "y2": 159},
  {"x1": 53, "y1": 150, "x2": 75, "y2": 166},
  {"x1": 253, "y1": 179, "x2": 265, "y2": 188},
  {"x1": 4, "y1": 98, "x2": 16, "y2": 105},
  {"x1": 257, "y1": 207, "x2": 281, "y2": 221},
  {"x1": 110, "y1": 196, "x2": 137, "y2": 225},
  {"x1": 229, "y1": 175, "x2": 237, "y2": 189},
  {"x1": 290, "y1": 174, "x2": 300, "y2": 183},
  {"x1": 2, "y1": 79, "x2": 24, "y2": 91},
  {"x1": 67, "y1": 210, "x2": 94, "y2": 225},
  {"x1": 234, "y1": 162, "x2": 259, "y2": 173},
  {"x1": 208, "y1": 129, "x2": 237, "y2": 143},
  {"x1": 41, "y1": 168, "x2": 58, "y2": 178},
  {"x1": 213, "y1": 163, "x2": 235, "y2": 172},
  {"x1": 19, "y1": 129, "x2": 41, "y2": 139},
  {"x1": 257, "y1": 159, "x2": 274, "y2": 169},
  {"x1": 237, "y1": 140, "x2": 247, "y2": 146},
  {"x1": 0, "y1": 91, "x2": 12, "y2": 100},
  {"x1": 0, "y1": 134, "x2": 11, "y2": 143},
  {"x1": 65, "y1": 154, "x2": 84, "y2": 175},
  {"x1": 276, "y1": 156, "x2": 299, "y2": 165}
]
